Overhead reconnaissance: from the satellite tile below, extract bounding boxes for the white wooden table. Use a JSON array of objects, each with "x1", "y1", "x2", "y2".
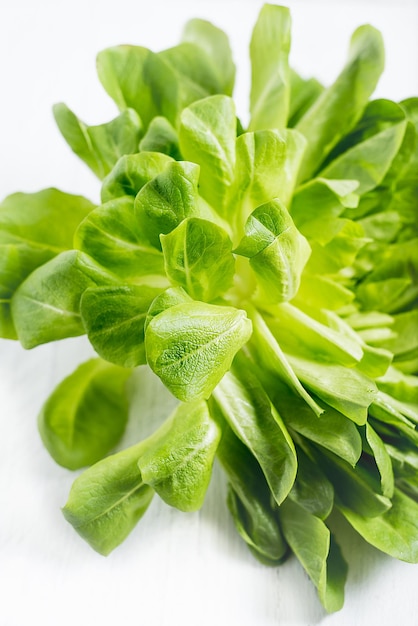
[{"x1": 1, "y1": 1, "x2": 418, "y2": 624}]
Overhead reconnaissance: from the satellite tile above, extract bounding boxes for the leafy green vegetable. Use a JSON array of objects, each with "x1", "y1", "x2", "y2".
[
  {"x1": 2, "y1": 3, "x2": 418, "y2": 614},
  {"x1": 161, "y1": 217, "x2": 235, "y2": 301},
  {"x1": 53, "y1": 104, "x2": 143, "y2": 179},
  {"x1": 137, "y1": 400, "x2": 221, "y2": 511},
  {"x1": 145, "y1": 301, "x2": 252, "y2": 401},
  {"x1": 11, "y1": 251, "x2": 116, "y2": 348},
  {"x1": 38, "y1": 359, "x2": 131, "y2": 469},
  {"x1": 249, "y1": 4, "x2": 291, "y2": 131},
  {"x1": 80, "y1": 285, "x2": 162, "y2": 367},
  {"x1": 62, "y1": 441, "x2": 154, "y2": 555}
]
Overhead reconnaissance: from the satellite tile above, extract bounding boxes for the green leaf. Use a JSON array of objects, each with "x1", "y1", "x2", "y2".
[
  {"x1": 287, "y1": 353, "x2": 377, "y2": 424},
  {"x1": 323, "y1": 97, "x2": 408, "y2": 167},
  {"x1": 231, "y1": 129, "x2": 306, "y2": 227},
  {"x1": 138, "y1": 400, "x2": 221, "y2": 511},
  {"x1": 11, "y1": 251, "x2": 115, "y2": 348},
  {"x1": 182, "y1": 18, "x2": 236, "y2": 96},
  {"x1": 80, "y1": 285, "x2": 162, "y2": 367},
  {"x1": 319, "y1": 451, "x2": 392, "y2": 518},
  {"x1": 0, "y1": 188, "x2": 94, "y2": 337},
  {"x1": 134, "y1": 161, "x2": 200, "y2": 249},
  {"x1": 53, "y1": 104, "x2": 143, "y2": 179},
  {"x1": 145, "y1": 301, "x2": 252, "y2": 402},
  {"x1": 340, "y1": 489, "x2": 418, "y2": 563},
  {"x1": 38, "y1": 359, "x2": 131, "y2": 470},
  {"x1": 296, "y1": 25, "x2": 385, "y2": 181},
  {"x1": 320, "y1": 119, "x2": 407, "y2": 195},
  {"x1": 96, "y1": 45, "x2": 156, "y2": 126},
  {"x1": 265, "y1": 302, "x2": 363, "y2": 367},
  {"x1": 75, "y1": 196, "x2": 165, "y2": 281},
  {"x1": 213, "y1": 357, "x2": 297, "y2": 506},
  {"x1": 0, "y1": 188, "x2": 94, "y2": 339},
  {"x1": 247, "y1": 306, "x2": 324, "y2": 417},
  {"x1": 63, "y1": 442, "x2": 154, "y2": 555},
  {"x1": 179, "y1": 95, "x2": 236, "y2": 215},
  {"x1": 268, "y1": 380, "x2": 362, "y2": 467},
  {"x1": 144, "y1": 286, "x2": 193, "y2": 333},
  {"x1": 101, "y1": 152, "x2": 173, "y2": 203},
  {"x1": 161, "y1": 217, "x2": 235, "y2": 301},
  {"x1": 288, "y1": 69, "x2": 324, "y2": 127},
  {"x1": 289, "y1": 446, "x2": 334, "y2": 520},
  {"x1": 290, "y1": 177, "x2": 359, "y2": 246},
  {"x1": 365, "y1": 423, "x2": 394, "y2": 498},
  {"x1": 249, "y1": 4, "x2": 291, "y2": 131},
  {"x1": 214, "y1": 415, "x2": 288, "y2": 564},
  {"x1": 139, "y1": 116, "x2": 182, "y2": 160},
  {"x1": 279, "y1": 499, "x2": 347, "y2": 613},
  {"x1": 236, "y1": 199, "x2": 311, "y2": 303},
  {"x1": 144, "y1": 43, "x2": 222, "y2": 127},
  {"x1": 0, "y1": 188, "x2": 94, "y2": 251}
]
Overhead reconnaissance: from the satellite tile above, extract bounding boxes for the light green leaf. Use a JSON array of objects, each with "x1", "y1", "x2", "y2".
[
  {"x1": 268, "y1": 379, "x2": 362, "y2": 467},
  {"x1": 231, "y1": 129, "x2": 306, "y2": 227},
  {"x1": 138, "y1": 400, "x2": 221, "y2": 511},
  {"x1": 0, "y1": 188, "x2": 94, "y2": 251},
  {"x1": 11, "y1": 251, "x2": 115, "y2": 348},
  {"x1": 213, "y1": 357, "x2": 297, "y2": 506},
  {"x1": 320, "y1": 120, "x2": 407, "y2": 195},
  {"x1": 75, "y1": 196, "x2": 165, "y2": 281},
  {"x1": 179, "y1": 95, "x2": 236, "y2": 215},
  {"x1": 80, "y1": 285, "x2": 162, "y2": 367},
  {"x1": 134, "y1": 161, "x2": 200, "y2": 249},
  {"x1": 38, "y1": 359, "x2": 131, "y2": 470},
  {"x1": 295, "y1": 273, "x2": 355, "y2": 311},
  {"x1": 248, "y1": 306, "x2": 324, "y2": 417},
  {"x1": 144, "y1": 286, "x2": 193, "y2": 333},
  {"x1": 139, "y1": 116, "x2": 182, "y2": 159},
  {"x1": 265, "y1": 302, "x2": 363, "y2": 367},
  {"x1": 0, "y1": 186, "x2": 94, "y2": 338},
  {"x1": 101, "y1": 152, "x2": 173, "y2": 203},
  {"x1": 182, "y1": 18, "x2": 236, "y2": 96},
  {"x1": 287, "y1": 353, "x2": 377, "y2": 424},
  {"x1": 161, "y1": 217, "x2": 235, "y2": 301},
  {"x1": 236, "y1": 199, "x2": 311, "y2": 303},
  {"x1": 96, "y1": 45, "x2": 156, "y2": 126},
  {"x1": 291, "y1": 178, "x2": 359, "y2": 245},
  {"x1": 144, "y1": 43, "x2": 224, "y2": 127},
  {"x1": 249, "y1": 4, "x2": 291, "y2": 131},
  {"x1": 340, "y1": 489, "x2": 418, "y2": 563},
  {"x1": 53, "y1": 104, "x2": 143, "y2": 179},
  {"x1": 288, "y1": 69, "x2": 324, "y2": 127},
  {"x1": 145, "y1": 301, "x2": 252, "y2": 402},
  {"x1": 296, "y1": 25, "x2": 385, "y2": 181},
  {"x1": 63, "y1": 442, "x2": 154, "y2": 555}
]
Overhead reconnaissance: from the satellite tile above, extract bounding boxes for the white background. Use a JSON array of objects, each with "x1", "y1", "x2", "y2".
[{"x1": 1, "y1": 1, "x2": 418, "y2": 624}]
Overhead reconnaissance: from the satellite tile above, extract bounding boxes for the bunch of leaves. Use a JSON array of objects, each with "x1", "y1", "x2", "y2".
[{"x1": 1, "y1": 3, "x2": 418, "y2": 613}]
